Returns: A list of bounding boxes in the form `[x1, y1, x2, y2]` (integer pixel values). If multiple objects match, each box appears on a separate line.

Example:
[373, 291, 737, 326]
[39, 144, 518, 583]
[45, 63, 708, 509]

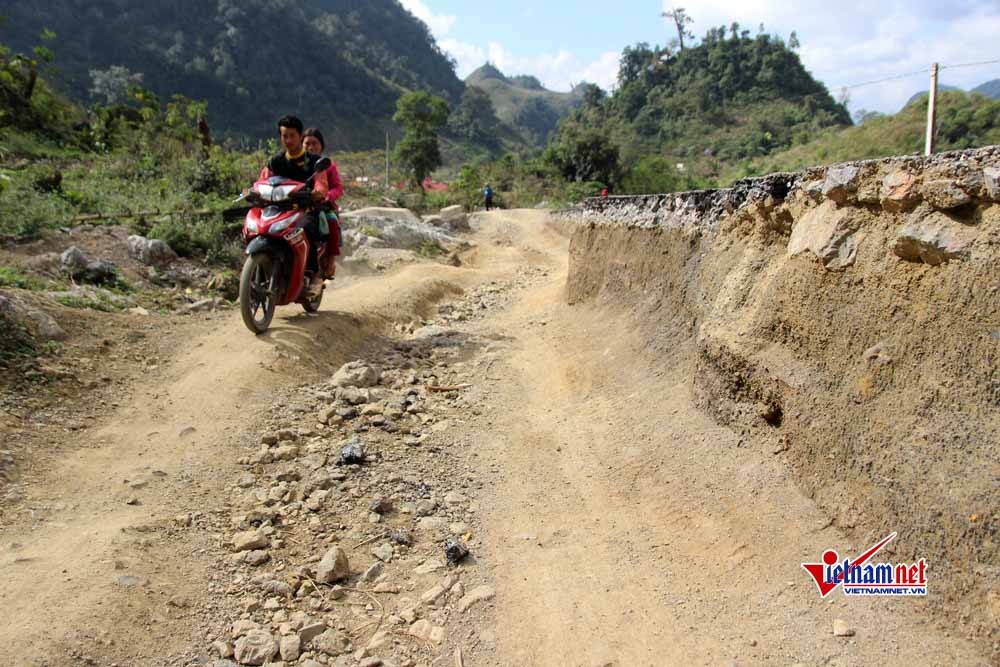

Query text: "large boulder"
[439, 205, 471, 232]
[340, 228, 386, 257]
[893, 208, 975, 265]
[60, 247, 118, 285]
[0, 292, 66, 342]
[340, 207, 455, 253]
[128, 235, 177, 267]
[787, 201, 862, 270]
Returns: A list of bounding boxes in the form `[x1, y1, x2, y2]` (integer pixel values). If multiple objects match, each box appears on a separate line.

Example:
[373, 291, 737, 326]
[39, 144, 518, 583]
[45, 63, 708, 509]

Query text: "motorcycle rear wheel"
[240, 254, 276, 334]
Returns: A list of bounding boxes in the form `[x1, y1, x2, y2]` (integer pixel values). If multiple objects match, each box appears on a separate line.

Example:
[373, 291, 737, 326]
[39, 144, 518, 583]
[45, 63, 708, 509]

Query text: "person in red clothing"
[254, 115, 330, 297]
[302, 127, 343, 280]
[601, 186, 609, 198]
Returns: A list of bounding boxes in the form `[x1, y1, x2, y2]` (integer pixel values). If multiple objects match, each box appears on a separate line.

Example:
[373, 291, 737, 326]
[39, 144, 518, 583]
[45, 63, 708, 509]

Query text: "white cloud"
[440, 40, 620, 92]
[578, 51, 622, 91]
[661, 0, 1000, 112]
[399, 0, 456, 38]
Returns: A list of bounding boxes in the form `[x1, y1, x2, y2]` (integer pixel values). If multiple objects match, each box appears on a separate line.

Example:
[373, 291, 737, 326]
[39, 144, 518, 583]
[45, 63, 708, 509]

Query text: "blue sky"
[401, 0, 1000, 115]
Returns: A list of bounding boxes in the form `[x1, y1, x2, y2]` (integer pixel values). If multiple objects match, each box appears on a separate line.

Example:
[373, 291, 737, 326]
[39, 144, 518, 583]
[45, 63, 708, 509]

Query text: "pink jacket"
[323, 161, 344, 211]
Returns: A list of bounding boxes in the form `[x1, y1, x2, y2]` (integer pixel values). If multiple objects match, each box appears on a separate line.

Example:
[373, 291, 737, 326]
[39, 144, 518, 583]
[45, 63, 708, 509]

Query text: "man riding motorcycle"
[256, 114, 330, 298]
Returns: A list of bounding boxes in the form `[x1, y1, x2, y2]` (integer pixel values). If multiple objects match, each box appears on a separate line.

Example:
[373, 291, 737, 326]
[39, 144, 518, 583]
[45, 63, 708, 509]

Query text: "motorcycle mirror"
[314, 157, 332, 172]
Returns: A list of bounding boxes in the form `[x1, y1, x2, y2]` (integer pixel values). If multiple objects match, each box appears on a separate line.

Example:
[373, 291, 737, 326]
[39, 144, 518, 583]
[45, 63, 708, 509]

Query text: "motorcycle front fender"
[245, 236, 272, 256]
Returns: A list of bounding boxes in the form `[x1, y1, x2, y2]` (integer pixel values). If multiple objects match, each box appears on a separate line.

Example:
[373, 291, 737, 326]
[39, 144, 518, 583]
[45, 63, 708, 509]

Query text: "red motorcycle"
[237, 158, 331, 334]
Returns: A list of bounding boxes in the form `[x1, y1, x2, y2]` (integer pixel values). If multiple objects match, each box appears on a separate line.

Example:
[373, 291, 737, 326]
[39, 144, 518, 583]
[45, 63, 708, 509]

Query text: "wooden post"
[925, 63, 939, 156]
[385, 131, 390, 191]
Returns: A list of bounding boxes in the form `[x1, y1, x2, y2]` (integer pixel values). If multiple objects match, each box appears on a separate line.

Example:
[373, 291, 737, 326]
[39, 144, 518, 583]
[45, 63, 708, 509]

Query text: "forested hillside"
[465, 64, 585, 147]
[729, 90, 1000, 180]
[0, 0, 463, 148]
[544, 27, 852, 188]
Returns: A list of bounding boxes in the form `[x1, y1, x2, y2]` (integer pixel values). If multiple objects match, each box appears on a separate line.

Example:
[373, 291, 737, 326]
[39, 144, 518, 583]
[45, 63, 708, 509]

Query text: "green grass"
[359, 224, 384, 239]
[416, 239, 445, 257]
[720, 91, 1000, 183]
[0, 265, 53, 290]
[54, 292, 124, 312]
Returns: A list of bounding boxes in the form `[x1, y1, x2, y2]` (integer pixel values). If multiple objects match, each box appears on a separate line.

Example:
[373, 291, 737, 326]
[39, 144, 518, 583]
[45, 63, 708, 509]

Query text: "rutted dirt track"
[0, 210, 991, 666]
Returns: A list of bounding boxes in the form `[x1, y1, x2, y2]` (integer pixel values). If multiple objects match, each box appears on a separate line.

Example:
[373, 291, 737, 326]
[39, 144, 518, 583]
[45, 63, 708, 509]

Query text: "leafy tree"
[513, 97, 562, 145]
[452, 164, 484, 211]
[619, 155, 692, 194]
[448, 87, 500, 146]
[581, 84, 607, 109]
[543, 117, 620, 184]
[662, 7, 694, 50]
[89, 66, 144, 105]
[853, 109, 883, 125]
[393, 91, 450, 189]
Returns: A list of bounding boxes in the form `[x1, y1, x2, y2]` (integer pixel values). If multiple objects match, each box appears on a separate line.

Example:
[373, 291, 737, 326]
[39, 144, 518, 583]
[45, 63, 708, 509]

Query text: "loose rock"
[833, 619, 856, 637]
[233, 629, 278, 666]
[233, 531, 270, 552]
[457, 585, 495, 613]
[444, 537, 470, 565]
[332, 361, 380, 388]
[315, 546, 350, 583]
[339, 437, 367, 465]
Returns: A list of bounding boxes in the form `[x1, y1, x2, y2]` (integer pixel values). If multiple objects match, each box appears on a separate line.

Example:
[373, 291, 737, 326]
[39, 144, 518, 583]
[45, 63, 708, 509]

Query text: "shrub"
[0, 179, 72, 239]
[416, 239, 444, 257]
[149, 215, 227, 258]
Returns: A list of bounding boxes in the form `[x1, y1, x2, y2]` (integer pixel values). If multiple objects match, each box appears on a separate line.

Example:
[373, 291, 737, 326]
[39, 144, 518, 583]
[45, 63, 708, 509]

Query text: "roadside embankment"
[562, 147, 1000, 647]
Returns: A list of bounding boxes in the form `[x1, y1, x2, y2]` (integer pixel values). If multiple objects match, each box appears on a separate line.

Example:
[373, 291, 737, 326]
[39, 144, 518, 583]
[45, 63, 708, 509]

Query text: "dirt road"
[0, 210, 989, 666]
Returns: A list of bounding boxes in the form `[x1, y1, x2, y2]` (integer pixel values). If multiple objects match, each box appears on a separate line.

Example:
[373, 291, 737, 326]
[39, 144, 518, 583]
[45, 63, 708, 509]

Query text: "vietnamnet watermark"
[802, 532, 928, 597]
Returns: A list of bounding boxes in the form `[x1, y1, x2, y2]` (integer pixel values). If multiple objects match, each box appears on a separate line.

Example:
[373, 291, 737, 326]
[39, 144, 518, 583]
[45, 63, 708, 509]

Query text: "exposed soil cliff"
[564, 147, 1000, 648]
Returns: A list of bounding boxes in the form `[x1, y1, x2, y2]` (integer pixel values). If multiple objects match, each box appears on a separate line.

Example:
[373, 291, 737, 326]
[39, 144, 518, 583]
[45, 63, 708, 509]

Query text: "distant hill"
[465, 63, 585, 147]
[972, 79, 1000, 99]
[0, 0, 464, 149]
[905, 79, 1000, 107]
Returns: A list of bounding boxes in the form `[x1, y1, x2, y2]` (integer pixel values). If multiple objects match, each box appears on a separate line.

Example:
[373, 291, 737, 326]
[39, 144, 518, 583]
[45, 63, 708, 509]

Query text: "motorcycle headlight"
[246, 219, 258, 234]
[269, 213, 300, 234]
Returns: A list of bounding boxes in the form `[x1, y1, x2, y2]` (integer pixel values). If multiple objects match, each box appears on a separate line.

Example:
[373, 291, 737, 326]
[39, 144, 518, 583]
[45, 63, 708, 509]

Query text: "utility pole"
[925, 62, 939, 156]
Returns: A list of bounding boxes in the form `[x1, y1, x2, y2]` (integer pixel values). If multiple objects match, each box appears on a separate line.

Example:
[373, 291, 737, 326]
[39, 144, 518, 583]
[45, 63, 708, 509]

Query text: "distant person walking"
[484, 184, 494, 211]
[601, 186, 609, 198]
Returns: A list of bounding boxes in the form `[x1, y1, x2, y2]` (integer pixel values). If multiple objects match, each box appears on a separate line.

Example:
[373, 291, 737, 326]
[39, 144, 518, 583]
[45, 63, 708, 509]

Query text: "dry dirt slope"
[0, 207, 993, 666]
[565, 147, 999, 659]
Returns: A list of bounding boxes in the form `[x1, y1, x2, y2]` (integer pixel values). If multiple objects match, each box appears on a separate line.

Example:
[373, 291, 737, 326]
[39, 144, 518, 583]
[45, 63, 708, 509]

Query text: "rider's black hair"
[277, 115, 304, 134]
[303, 127, 326, 151]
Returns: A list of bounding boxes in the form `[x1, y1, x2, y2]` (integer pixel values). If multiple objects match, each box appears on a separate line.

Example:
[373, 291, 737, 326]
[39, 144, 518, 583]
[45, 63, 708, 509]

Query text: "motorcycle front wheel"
[240, 253, 277, 334]
[302, 286, 323, 313]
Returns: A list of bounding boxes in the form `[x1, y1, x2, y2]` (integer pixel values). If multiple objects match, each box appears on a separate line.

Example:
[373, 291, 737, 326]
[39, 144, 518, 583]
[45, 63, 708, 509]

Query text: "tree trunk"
[198, 116, 213, 156]
[25, 65, 38, 100]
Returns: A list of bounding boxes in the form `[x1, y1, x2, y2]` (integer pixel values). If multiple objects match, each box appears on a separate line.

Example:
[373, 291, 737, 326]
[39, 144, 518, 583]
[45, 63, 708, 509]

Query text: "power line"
[833, 69, 928, 92]
[941, 57, 1000, 71]
[829, 57, 1000, 92]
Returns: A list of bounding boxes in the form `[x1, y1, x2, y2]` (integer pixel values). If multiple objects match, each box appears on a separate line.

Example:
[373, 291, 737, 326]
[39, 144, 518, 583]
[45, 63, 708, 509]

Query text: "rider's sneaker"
[304, 275, 324, 299]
